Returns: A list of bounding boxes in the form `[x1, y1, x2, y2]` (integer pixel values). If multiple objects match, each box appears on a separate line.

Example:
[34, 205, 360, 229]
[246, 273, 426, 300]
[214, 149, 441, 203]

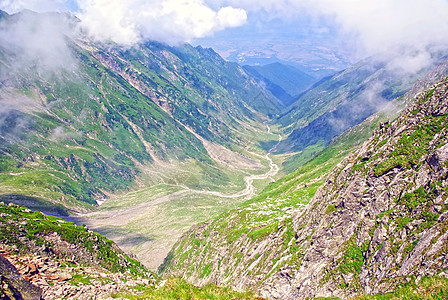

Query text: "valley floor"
[67, 126, 283, 270]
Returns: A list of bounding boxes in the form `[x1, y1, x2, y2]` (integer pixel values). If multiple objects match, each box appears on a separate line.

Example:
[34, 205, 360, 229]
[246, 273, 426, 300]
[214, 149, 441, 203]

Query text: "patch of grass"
[395, 216, 411, 230]
[200, 263, 213, 278]
[352, 161, 367, 172]
[399, 187, 429, 210]
[112, 277, 263, 299]
[354, 276, 448, 300]
[70, 274, 94, 286]
[326, 204, 337, 214]
[247, 223, 278, 240]
[338, 237, 369, 276]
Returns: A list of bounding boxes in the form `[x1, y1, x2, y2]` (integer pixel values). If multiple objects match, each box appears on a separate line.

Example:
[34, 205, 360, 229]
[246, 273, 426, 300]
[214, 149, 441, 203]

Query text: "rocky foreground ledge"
[0, 202, 156, 299]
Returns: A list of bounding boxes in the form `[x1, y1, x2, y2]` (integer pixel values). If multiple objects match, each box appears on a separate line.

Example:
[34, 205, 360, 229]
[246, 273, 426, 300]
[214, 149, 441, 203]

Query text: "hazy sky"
[1, 0, 448, 70]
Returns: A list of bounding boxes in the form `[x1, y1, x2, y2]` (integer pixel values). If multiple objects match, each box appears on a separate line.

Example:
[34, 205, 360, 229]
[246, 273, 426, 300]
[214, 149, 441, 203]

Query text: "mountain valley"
[0, 10, 289, 269]
[0, 7, 448, 300]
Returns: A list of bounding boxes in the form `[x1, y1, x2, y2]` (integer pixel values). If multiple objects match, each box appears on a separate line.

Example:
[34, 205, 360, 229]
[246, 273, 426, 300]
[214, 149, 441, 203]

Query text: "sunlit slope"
[162, 77, 448, 299]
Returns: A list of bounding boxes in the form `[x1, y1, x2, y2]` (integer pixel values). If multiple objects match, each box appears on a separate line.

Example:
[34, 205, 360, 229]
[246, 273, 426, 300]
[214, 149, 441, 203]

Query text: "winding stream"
[195, 125, 282, 199]
[68, 125, 282, 268]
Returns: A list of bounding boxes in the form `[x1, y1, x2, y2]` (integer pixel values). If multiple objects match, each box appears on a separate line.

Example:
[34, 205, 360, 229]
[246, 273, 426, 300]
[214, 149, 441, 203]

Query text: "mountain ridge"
[243, 63, 316, 105]
[277, 55, 439, 155]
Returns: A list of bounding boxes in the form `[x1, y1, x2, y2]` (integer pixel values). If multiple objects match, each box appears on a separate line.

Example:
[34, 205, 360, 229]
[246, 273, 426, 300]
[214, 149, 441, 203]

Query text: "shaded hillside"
[277, 56, 434, 153]
[244, 63, 316, 106]
[161, 77, 448, 299]
[280, 59, 448, 174]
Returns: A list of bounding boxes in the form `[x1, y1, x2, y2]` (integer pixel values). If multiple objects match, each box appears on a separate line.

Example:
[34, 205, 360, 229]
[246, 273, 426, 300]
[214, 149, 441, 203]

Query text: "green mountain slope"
[0, 10, 278, 211]
[161, 77, 448, 298]
[3, 8, 448, 300]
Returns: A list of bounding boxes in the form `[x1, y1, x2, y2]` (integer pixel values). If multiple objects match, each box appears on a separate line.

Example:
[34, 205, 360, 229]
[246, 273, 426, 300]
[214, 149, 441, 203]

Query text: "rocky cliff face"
[162, 77, 448, 299]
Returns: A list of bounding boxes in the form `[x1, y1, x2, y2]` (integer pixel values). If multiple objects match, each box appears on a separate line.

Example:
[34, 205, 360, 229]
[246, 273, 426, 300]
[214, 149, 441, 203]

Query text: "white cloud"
[386, 51, 434, 74]
[0, 0, 69, 13]
[2, 0, 448, 64]
[210, 0, 448, 72]
[76, 0, 247, 45]
[1, 0, 247, 45]
[312, 0, 448, 57]
[217, 6, 247, 28]
[0, 10, 77, 75]
[76, 0, 139, 45]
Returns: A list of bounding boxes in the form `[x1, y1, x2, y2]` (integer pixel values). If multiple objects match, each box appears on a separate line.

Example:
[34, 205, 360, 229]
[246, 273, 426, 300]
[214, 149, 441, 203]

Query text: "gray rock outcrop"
[0, 253, 41, 300]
